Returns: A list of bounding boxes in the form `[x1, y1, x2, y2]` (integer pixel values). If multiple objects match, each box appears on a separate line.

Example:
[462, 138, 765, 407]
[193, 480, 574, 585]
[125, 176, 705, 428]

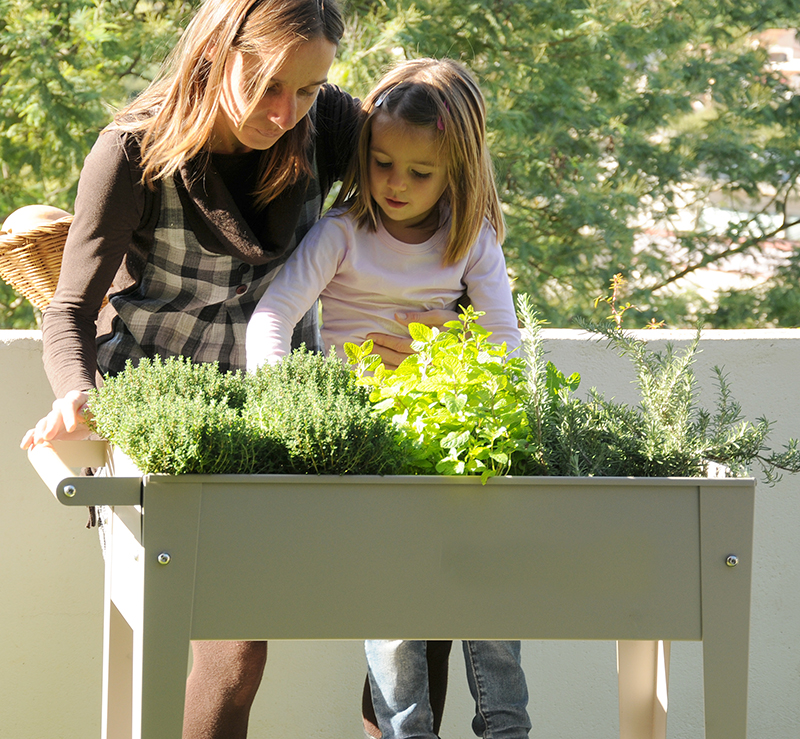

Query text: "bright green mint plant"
[346, 305, 531, 482]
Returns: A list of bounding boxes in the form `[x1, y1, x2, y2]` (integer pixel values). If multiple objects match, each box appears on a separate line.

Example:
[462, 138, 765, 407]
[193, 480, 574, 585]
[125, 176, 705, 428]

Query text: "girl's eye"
[374, 159, 391, 169]
[412, 170, 432, 179]
[299, 86, 319, 98]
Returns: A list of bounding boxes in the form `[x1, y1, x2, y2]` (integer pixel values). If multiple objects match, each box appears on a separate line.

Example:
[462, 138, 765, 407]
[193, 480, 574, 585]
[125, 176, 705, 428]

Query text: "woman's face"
[211, 36, 337, 154]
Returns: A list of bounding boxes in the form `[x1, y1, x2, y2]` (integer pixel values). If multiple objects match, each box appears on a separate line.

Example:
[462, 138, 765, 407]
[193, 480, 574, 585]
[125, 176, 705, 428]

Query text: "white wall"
[0, 332, 104, 738]
[3, 329, 799, 738]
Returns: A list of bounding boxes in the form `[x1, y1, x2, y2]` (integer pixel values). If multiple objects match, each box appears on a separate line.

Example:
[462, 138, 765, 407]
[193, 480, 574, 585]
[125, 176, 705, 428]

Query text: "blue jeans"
[365, 640, 531, 739]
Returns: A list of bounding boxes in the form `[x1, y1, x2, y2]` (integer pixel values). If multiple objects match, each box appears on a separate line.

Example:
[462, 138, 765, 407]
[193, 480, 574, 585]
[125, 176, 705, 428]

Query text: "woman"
[20, 0, 453, 736]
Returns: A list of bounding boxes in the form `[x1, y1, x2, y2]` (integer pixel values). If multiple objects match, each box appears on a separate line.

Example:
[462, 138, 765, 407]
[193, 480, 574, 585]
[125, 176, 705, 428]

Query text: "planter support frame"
[29, 441, 755, 739]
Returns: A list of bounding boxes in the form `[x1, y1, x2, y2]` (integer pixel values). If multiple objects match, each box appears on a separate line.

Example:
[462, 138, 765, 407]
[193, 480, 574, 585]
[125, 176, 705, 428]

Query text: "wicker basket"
[0, 216, 72, 311]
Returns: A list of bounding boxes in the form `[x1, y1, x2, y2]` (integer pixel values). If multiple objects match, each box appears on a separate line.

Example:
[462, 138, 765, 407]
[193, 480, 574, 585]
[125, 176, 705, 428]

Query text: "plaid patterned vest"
[96, 165, 322, 376]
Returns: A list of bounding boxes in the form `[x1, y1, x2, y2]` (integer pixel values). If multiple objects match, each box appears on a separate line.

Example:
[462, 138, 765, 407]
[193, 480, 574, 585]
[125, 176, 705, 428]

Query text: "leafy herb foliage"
[88, 307, 800, 483]
[347, 306, 531, 483]
[517, 295, 800, 482]
[244, 347, 410, 475]
[87, 351, 407, 476]
[349, 297, 800, 484]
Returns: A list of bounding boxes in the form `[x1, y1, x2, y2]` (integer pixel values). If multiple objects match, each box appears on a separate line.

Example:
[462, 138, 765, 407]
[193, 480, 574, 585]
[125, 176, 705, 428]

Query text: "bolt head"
[726, 554, 739, 567]
[63, 484, 76, 498]
[157, 552, 171, 565]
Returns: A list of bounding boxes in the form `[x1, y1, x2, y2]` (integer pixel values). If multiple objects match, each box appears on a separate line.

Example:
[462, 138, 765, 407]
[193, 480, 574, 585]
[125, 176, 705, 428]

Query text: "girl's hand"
[20, 390, 92, 450]
[367, 309, 459, 370]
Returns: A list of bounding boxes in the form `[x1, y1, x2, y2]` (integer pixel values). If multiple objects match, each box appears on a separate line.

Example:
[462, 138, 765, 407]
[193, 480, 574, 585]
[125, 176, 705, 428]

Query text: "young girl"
[246, 58, 531, 739]
[246, 57, 521, 365]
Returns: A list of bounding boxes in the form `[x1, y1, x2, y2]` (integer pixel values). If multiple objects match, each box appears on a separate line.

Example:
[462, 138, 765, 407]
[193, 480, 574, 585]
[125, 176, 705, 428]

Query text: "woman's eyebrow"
[271, 75, 329, 87]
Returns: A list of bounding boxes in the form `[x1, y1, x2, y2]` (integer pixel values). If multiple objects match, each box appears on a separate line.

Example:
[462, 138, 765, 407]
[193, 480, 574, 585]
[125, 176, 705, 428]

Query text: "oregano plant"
[346, 305, 532, 483]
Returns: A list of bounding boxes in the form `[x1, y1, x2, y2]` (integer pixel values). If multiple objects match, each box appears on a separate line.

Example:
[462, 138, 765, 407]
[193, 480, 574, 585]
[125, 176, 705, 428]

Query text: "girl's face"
[368, 111, 449, 243]
[211, 37, 336, 154]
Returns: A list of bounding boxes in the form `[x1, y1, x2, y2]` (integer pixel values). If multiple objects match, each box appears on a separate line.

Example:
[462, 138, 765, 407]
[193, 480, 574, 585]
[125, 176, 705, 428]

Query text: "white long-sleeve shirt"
[246, 208, 520, 370]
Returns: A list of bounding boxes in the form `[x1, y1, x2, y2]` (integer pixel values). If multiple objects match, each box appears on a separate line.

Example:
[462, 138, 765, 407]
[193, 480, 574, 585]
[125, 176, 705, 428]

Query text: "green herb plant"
[88, 287, 800, 484]
[346, 305, 531, 482]
[87, 356, 255, 475]
[87, 350, 408, 476]
[244, 347, 410, 475]
[519, 275, 800, 482]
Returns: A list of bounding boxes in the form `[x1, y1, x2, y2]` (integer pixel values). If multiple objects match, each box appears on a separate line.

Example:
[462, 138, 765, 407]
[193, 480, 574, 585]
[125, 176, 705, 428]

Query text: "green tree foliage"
[333, 0, 800, 327]
[0, 0, 195, 324]
[0, 0, 193, 212]
[3, 0, 800, 328]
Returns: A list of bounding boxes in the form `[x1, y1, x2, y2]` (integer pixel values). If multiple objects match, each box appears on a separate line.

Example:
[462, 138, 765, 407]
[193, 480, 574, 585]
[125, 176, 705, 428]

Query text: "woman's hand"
[20, 390, 92, 450]
[367, 309, 459, 370]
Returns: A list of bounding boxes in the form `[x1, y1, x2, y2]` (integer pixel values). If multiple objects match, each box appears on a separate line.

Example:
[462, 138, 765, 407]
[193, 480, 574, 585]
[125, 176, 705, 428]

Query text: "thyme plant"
[87, 356, 257, 475]
[87, 351, 408, 476]
[244, 347, 410, 475]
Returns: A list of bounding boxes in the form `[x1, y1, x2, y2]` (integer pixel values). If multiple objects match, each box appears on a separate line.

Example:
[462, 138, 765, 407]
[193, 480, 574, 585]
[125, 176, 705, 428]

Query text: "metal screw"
[63, 484, 76, 498]
[157, 552, 171, 565]
[726, 554, 739, 567]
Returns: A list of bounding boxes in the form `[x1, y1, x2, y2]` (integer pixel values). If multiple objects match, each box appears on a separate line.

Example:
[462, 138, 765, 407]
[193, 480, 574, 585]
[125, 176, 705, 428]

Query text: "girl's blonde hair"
[335, 58, 505, 265]
[114, 0, 344, 206]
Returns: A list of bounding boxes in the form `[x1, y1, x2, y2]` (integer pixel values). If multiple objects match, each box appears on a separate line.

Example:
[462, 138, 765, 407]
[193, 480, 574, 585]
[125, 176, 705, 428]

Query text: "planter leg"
[102, 509, 145, 739]
[102, 601, 133, 739]
[139, 480, 203, 739]
[699, 486, 753, 739]
[617, 640, 670, 739]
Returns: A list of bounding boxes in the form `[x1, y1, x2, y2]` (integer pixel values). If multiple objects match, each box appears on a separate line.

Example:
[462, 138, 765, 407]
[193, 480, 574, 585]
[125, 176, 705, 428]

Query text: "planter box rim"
[140, 472, 756, 487]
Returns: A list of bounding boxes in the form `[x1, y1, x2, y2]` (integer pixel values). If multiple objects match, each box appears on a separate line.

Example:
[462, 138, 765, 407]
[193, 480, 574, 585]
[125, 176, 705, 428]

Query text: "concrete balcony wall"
[2, 328, 799, 739]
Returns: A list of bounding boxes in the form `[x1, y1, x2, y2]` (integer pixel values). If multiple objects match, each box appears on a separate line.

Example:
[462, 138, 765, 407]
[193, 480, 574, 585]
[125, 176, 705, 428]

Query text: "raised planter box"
[29, 440, 755, 739]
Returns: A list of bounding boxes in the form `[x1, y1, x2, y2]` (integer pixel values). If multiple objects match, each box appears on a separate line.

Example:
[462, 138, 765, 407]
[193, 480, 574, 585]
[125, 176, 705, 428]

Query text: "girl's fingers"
[365, 332, 413, 369]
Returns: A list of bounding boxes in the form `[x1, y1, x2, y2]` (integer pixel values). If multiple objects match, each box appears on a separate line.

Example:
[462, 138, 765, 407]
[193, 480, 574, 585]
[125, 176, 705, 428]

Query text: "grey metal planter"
[30, 440, 755, 739]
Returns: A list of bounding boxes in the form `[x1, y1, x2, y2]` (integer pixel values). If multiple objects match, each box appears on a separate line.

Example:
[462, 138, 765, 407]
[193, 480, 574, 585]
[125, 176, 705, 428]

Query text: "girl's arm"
[246, 217, 346, 371]
[367, 225, 519, 368]
[459, 223, 522, 350]
[366, 309, 460, 369]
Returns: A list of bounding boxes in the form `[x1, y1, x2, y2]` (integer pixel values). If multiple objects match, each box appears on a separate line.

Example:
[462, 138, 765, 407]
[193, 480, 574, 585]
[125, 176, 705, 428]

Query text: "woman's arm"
[42, 130, 147, 398]
[314, 84, 363, 192]
[20, 390, 91, 449]
[22, 132, 147, 449]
